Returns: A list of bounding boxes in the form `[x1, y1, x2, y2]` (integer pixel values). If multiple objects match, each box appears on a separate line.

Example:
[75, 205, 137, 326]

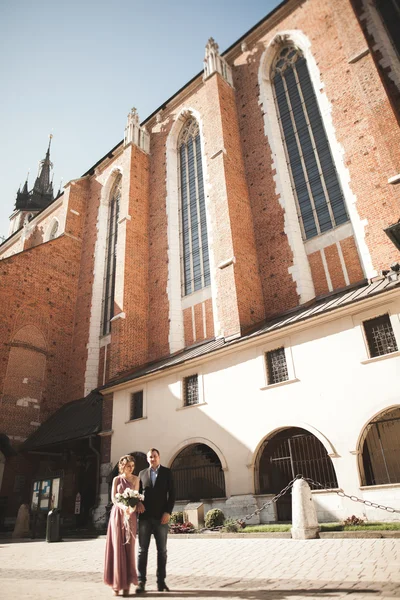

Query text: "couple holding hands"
[104, 449, 175, 596]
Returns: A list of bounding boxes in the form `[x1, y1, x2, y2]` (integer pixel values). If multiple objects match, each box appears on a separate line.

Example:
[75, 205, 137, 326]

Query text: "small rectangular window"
[363, 314, 398, 358]
[183, 375, 199, 406]
[130, 391, 143, 420]
[266, 347, 289, 385]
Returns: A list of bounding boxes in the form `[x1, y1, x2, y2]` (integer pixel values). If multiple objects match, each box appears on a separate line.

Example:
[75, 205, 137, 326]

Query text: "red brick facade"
[1, 0, 399, 523]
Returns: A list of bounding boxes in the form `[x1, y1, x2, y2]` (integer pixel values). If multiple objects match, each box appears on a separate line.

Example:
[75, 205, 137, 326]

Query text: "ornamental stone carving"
[124, 107, 150, 153]
[203, 37, 233, 86]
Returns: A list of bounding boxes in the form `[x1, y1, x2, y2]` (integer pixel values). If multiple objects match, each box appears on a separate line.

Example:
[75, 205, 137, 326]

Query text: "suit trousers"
[137, 518, 169, 585]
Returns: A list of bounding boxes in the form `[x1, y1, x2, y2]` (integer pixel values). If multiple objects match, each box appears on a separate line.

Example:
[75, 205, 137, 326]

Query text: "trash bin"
[46, 508, 61, 542]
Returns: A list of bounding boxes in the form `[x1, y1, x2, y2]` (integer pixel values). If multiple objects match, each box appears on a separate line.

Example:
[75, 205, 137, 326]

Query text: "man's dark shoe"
[135, 582, 146, 594]
[157, 582, 170, 592]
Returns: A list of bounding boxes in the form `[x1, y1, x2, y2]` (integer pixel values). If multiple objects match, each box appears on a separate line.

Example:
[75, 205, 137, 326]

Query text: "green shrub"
[222, 518, 240, 533]
[205, 508, 225, 528]
[170, 511, 184, 525]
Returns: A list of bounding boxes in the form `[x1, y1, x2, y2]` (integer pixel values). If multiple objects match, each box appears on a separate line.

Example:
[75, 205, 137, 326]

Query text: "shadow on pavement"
[136, 589, 379, 598]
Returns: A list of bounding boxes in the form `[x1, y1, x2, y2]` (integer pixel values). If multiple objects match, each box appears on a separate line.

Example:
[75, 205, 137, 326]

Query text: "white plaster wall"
[361, 486, 400, 523]
[111, 292, 400, 521]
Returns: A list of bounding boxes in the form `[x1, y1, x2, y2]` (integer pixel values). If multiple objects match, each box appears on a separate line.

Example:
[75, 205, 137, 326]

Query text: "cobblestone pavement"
[0, 537, 399, 600]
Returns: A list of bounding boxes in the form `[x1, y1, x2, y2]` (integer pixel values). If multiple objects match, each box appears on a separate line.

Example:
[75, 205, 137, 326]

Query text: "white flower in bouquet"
[115, 489, 144, 544]
[115, 488, 144, 509]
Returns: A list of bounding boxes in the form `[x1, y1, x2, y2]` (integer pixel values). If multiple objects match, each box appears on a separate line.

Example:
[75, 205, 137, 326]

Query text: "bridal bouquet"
[115, 488, 144, 511]
[115, 489, 144, 544]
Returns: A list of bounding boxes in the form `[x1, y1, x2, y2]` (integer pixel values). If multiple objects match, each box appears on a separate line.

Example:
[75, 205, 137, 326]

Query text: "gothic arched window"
[272, 46, 349, 240]
[102, 175, 121, 335]
[178, 119, 210, 296]
[48, 220, 59, 240]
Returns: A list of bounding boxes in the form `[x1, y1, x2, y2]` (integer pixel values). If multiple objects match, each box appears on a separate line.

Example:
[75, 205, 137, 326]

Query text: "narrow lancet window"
[102, 175, 121, 335]
[178, 119, 210, 296]
[272, 46, 349, 240]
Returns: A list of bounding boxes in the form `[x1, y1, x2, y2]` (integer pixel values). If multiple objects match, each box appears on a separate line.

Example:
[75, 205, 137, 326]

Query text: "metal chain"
[240, 475, 300, 524]
[91, 474, 400, 533]
[301, 476, 400, 514]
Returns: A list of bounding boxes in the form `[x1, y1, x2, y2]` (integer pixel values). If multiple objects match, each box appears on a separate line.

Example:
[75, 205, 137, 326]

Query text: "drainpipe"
[89, 436, 100, 510]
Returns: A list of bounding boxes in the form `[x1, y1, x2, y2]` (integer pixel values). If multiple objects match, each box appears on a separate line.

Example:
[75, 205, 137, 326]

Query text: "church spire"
[14, 136, 55, 211]
[33, 134, 53, 195]
[22, 171, 29, 195]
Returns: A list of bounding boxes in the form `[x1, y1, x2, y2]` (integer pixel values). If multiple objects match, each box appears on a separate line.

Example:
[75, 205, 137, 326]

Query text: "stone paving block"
[0, 537, 399, 599]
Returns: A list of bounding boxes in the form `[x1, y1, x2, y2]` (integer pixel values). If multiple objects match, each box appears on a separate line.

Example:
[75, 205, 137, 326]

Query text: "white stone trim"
[181, 286, 212, 310]
[348, 48, 370, 64]
[165, 107, 219, 353]
[84, 167, 124, 395]
[304, 222, 353, 255]
[191, 306, 196, 342]
[110, 312, 126, 322]
[336, 241, 350, 287]
[388, 173, 400, 185]
[360, 349, 400, 364]
[202, 301, 207, 339]
[320, 248, 333, 292]
[218, 256, 236, 269]
[258, 30, 374, 293]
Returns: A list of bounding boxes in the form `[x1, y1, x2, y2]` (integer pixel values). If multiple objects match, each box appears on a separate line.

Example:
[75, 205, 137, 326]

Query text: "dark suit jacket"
[138, 465, 175, 520]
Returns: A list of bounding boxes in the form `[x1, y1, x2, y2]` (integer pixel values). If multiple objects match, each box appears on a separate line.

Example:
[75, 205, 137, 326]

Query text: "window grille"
[360, 407, 400, 485]
[178, 119, 210, 296]
[272, 46, 349, 240]
[130, 391, 143, 420]
[171, 443, 226, 501]
[102, 176, 121, 335]
[183, 374, 199, 406]
[376, 0, 400, 57]
[363, 314, 398, 358]
[266, 347, 289, 385]
[256, 427, 338, 520]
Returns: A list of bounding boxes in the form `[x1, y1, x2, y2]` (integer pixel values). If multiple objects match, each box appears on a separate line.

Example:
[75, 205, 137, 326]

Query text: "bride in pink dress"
[104, 455, 139, 596]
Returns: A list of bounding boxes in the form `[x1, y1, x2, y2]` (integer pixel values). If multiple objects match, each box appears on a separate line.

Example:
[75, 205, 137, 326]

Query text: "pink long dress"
[104, 476, 138, 591]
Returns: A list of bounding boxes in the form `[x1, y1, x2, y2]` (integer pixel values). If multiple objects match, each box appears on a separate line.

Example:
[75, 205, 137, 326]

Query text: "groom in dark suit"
[136, 448, 175, 594]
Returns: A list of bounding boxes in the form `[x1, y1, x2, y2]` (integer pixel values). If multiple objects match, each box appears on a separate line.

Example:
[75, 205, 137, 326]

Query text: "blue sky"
[0, 0, 281, 240]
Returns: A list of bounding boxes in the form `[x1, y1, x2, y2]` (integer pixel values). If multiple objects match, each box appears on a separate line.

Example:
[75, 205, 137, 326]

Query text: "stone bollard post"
[291, 478, 320, 539]
[12, 503, 30, 538]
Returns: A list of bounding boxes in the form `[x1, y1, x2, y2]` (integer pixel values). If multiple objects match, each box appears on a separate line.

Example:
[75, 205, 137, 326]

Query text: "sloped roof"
[22, 391, 103, 450]
[102, 275, 400, 390]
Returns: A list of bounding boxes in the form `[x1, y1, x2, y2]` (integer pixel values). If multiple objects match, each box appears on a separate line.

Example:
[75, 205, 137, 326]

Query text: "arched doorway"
[359, 406, 400, 486]
[171, 444, 226, 501]
[256, 428, 338, 521]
